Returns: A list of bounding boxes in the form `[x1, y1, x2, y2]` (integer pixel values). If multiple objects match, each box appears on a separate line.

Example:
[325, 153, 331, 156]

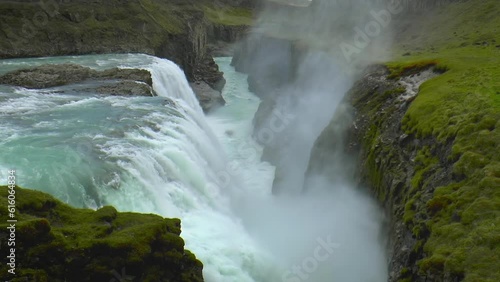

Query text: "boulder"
[190, 81, 226, 112]
[0, 64, 153, 90]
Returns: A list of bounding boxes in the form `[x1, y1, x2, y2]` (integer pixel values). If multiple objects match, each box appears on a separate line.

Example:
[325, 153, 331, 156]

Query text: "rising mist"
[232, 0, 398, 281]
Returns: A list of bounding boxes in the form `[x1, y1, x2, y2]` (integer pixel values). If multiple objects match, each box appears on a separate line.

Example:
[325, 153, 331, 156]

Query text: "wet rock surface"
[89, 80, 155, 97]
[190, 81, 226, 112]
[0, 64, 152, 90]
[0, 64, 158, 98]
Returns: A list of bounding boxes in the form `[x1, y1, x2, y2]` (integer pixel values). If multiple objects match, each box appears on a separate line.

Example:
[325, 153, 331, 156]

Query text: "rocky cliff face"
[231, 34, 304, 96]
[306, 1, 500, 281]
[306, 65, 459, 282]
[0, 186, 204, 282]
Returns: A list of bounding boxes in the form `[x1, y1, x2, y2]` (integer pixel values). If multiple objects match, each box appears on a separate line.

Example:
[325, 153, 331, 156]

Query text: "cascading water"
[0, 54, 279, 281]
[0, 54, 387, 281]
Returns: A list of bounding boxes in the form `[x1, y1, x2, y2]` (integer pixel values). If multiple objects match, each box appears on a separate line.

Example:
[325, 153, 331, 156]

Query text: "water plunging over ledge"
[0, 54, 387, 282]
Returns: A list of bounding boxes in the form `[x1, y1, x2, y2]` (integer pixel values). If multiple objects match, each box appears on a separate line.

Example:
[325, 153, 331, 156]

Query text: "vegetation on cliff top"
[382, 0, 499, 280]
[204, 4, 253, 26]
[0, 186, 203, 282]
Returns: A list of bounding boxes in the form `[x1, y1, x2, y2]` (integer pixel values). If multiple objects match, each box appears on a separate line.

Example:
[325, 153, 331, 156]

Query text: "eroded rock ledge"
[0, 63, 225, 111]
[0, 63, 155, 95]
[0, 186, 203, 282]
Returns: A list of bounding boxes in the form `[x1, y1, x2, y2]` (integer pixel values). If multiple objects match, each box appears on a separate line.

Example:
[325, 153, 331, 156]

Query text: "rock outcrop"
[0, 63, 157, 97]
[190, 81, 226, 112]
[0, 186, 204, 282]
[307, 52, 499, 281]
[0, 63, 227, 110]
[0, 64, 152, 89]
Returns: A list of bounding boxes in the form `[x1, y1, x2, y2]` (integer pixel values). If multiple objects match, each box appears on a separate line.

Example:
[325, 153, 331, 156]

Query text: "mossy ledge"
[0, 186, 203, 282]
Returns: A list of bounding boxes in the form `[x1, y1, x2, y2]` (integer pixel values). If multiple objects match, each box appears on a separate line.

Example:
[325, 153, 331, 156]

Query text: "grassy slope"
[386, 0, 499, 280]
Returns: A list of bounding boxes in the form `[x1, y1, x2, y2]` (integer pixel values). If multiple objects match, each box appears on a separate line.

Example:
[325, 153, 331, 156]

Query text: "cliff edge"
[0, 186, 203, 282]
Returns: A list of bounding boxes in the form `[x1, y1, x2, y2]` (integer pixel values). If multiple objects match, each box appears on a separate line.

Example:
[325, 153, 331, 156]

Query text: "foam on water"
[0, 54, 387, 282]
[0, 54, 281, 281]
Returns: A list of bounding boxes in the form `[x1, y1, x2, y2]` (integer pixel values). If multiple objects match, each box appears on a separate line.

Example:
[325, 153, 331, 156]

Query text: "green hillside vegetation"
[386, 0, 500, 280]
[0, 0, 253, 57]
[204, 5, 253, 26]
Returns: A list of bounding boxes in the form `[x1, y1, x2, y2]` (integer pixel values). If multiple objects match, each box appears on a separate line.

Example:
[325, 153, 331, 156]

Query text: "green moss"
[393, 44, 500, 282]
[403, 197, 417, 224]
[411, 147, 439, 192]
[387, 59, 440, 79]
[382, 87, 406, 99]
[0, 186, 202, 281]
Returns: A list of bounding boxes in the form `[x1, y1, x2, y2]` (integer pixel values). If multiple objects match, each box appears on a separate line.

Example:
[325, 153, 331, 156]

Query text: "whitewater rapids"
[0, 54, 387, 282]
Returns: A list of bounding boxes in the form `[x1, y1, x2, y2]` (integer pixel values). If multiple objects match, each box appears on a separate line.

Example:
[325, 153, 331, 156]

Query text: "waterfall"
[0, 54, 387, 282]
[0, 54, 278, 281]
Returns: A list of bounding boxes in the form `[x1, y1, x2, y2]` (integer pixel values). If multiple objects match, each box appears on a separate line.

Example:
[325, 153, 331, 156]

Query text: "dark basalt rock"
[190, 81, 226, 112]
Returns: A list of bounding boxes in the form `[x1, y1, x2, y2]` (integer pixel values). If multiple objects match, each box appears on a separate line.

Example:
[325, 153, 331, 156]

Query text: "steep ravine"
[306, 65, 456, 281]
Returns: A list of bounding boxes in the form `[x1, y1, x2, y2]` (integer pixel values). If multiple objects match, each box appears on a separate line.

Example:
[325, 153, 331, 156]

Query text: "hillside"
[387, 0, 499, 280]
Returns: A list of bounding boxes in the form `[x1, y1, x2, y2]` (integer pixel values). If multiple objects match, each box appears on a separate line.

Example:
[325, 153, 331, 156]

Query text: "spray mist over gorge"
[230, 0, 400, 281]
